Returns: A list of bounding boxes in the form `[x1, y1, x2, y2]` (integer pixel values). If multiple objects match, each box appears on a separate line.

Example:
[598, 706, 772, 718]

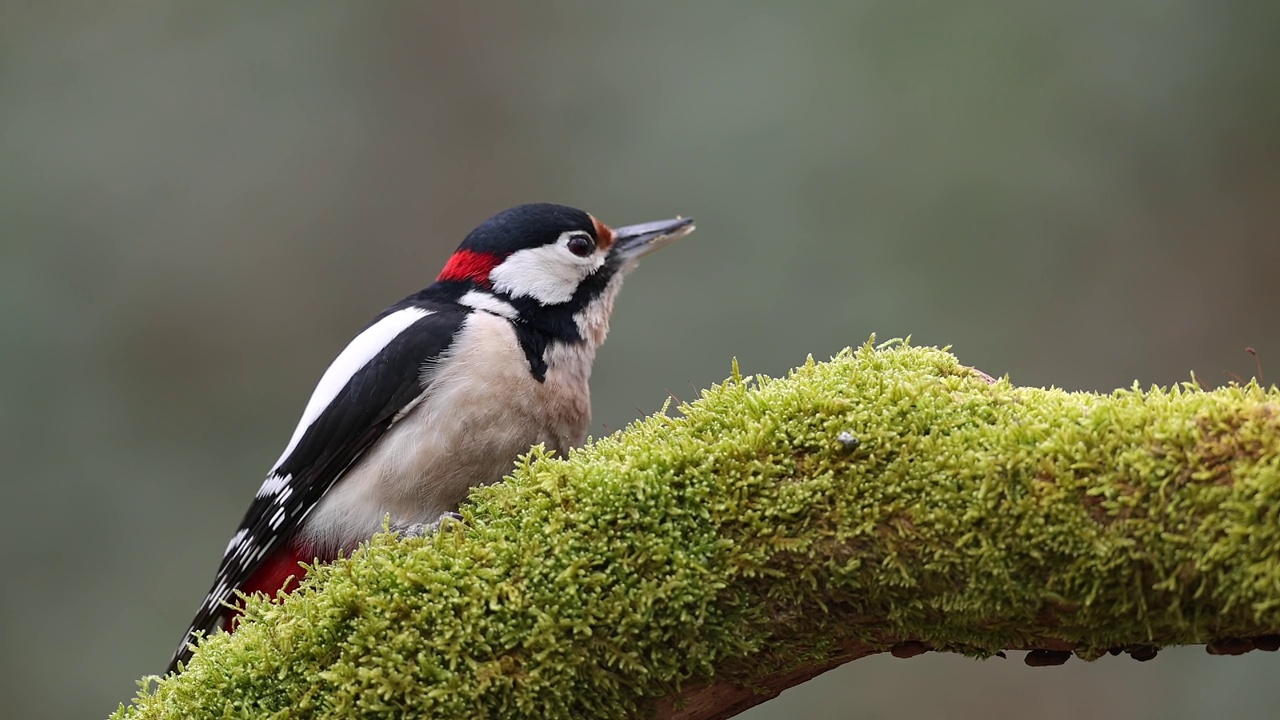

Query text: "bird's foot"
[394, 511, 464, 538]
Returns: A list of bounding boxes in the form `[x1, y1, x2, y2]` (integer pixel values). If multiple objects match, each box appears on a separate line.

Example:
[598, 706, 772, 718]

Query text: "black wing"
[168, 303, 466, 672]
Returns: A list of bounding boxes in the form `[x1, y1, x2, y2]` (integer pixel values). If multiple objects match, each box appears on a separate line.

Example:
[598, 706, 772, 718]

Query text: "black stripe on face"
[491, 259, 622, 346]
[512, 324, 549, 383]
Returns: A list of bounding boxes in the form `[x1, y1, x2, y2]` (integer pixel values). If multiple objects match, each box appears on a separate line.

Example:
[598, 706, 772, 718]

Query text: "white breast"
[300, 311, 594, 555]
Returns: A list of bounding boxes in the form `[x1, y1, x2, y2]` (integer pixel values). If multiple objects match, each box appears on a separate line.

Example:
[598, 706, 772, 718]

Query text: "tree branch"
[117, 340, 1280, 720]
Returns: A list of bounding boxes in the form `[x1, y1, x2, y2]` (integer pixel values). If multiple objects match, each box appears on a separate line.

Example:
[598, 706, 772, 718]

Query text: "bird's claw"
[394, 511, 464, 538]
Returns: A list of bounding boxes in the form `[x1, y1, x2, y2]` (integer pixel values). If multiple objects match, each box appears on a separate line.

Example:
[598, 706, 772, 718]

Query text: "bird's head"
[435, 203, 695, 344]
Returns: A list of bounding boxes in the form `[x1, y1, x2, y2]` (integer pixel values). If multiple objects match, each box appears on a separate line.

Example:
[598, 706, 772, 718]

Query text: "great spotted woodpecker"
[167, 203, 695, 673]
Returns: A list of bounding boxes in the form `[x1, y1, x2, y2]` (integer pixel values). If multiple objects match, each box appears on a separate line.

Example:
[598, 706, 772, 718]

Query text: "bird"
[167, 203, 695, 674]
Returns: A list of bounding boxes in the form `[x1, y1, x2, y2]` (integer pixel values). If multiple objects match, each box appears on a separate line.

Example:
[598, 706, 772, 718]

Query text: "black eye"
[567, 234, 595, 257]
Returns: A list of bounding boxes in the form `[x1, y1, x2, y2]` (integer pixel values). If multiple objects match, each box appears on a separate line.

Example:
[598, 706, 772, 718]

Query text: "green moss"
[116, 340, 1280, 719]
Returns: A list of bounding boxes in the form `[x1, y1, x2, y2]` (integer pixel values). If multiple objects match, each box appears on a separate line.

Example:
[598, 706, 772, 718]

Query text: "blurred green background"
[3, 2, 1279, 718]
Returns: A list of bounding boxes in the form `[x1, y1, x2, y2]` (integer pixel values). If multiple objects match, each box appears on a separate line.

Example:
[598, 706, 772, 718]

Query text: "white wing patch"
[270, 307, 434, 472]
[489, 232, 604, 305]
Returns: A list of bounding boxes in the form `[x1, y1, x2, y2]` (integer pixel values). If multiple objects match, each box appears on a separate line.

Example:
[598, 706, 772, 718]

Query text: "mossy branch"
[117, 340, 1280, 720]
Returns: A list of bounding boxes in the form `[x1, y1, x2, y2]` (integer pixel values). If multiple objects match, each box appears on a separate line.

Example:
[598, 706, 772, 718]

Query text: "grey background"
[3, 2, 1278, 718]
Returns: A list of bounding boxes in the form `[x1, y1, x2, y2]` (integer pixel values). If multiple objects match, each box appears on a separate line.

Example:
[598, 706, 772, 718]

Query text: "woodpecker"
[167, 203, 695, 673]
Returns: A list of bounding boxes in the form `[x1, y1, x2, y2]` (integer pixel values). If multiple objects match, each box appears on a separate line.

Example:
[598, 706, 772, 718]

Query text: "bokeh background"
[4, 2, 1279, 718]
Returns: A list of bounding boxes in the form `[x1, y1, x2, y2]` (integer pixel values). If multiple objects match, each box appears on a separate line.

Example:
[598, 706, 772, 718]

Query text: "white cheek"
[489, 244, 602, 305]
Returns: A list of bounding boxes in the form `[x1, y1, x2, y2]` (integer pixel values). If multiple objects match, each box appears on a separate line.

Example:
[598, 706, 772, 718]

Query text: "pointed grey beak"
[611, 217, 696, 262]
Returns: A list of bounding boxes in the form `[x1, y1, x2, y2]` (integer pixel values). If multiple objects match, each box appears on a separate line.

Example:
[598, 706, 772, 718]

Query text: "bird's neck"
[424, 279, 620, 355]
[494, 290, 616, 389]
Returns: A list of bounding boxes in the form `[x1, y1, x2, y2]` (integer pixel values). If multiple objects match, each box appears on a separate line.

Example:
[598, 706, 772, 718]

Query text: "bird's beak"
[611, 217, 696, 262]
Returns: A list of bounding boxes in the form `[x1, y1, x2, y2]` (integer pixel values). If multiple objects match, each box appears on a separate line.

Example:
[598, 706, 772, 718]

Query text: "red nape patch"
[437, 249, 499, 285]
[221, 545, 312, 632]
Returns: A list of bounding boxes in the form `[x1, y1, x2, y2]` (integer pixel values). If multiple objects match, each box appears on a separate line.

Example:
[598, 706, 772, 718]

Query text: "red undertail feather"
[437, 249, 499, 285]
[222, 545, 313, 631]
